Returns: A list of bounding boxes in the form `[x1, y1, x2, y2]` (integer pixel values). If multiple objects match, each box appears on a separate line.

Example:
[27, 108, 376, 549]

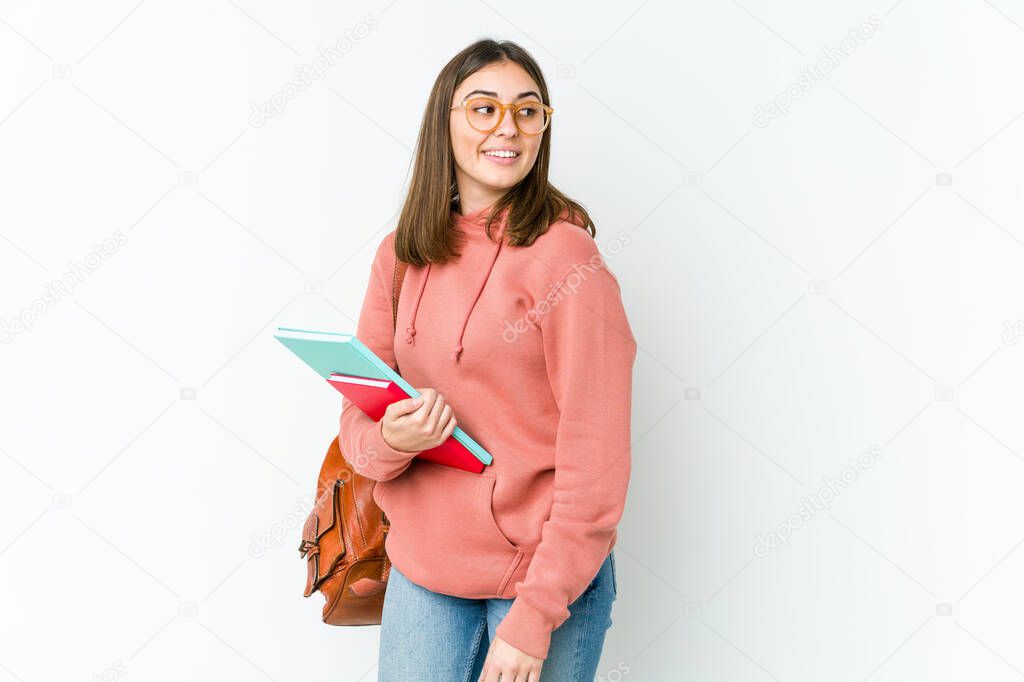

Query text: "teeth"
[484, 150, 518, 158]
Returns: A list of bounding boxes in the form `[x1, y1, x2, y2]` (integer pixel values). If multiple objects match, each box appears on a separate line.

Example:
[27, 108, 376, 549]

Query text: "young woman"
[339, 38, 637, 681]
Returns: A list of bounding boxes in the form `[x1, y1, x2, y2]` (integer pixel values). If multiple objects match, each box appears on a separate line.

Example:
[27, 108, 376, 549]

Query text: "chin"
[488, 178, 522, 192]
[472, 168, 518, 186]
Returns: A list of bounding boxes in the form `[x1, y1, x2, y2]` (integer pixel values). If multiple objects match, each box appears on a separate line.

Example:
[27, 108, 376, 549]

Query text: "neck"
[454, 178, 505, 217]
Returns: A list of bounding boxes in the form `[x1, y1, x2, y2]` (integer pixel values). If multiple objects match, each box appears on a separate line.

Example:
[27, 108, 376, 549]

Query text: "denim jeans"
[378, 550, 618, 681]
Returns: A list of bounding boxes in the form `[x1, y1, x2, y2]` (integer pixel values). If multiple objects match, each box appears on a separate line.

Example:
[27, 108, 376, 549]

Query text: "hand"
[479, 636, 543, 681]
[380, 387, 457, 453]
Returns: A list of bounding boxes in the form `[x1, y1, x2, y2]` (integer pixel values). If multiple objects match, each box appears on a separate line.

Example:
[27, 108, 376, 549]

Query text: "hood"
[403, 202, 510, 363]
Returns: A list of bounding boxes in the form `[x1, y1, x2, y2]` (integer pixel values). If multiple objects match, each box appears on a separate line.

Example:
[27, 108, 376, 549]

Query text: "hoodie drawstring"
[405, 262, 429, 344]
[452, 237, 502, 361]
[402, 234, 504, 364]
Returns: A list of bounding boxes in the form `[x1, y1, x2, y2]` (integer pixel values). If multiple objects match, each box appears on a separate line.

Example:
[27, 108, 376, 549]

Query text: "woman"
[339, 38, 637, 681]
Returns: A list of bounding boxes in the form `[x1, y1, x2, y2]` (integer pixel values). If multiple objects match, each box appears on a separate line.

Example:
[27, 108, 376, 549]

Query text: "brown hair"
[394, 38, 595, 266]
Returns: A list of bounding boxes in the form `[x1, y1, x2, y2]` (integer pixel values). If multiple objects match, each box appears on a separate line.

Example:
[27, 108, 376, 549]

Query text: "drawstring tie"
[402, 207, 506, 362]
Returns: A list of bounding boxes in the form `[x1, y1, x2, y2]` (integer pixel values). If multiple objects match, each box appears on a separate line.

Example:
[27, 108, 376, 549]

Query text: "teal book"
[273, 326, 492, 466]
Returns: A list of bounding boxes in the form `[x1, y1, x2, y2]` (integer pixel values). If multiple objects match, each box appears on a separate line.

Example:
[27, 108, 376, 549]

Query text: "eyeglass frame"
[449, 96, 555, 136]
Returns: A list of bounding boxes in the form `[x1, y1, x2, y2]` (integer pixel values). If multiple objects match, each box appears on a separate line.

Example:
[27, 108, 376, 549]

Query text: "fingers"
[480, 662, 534, 682]
[415, 389, 456, 442]
[427, 394, 448, 430]
[439, 408, 458, 440]
[385, 388, 458, 449]
[390, 387, 437, 419]
[426, 390, 443, 419]
[389, 389, 428, 418]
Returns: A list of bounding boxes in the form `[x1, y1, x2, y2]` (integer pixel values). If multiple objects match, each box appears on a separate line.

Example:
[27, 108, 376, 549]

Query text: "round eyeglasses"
[450, 96, 554, 136]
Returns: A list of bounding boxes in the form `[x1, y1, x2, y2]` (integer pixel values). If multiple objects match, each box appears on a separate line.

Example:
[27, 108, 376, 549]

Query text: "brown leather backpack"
[298, 255, 410, 625]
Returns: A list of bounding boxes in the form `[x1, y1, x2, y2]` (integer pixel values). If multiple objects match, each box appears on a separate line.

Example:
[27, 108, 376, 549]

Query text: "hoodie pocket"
[379, 460, 522, 597]
[478, 474, 518, 552]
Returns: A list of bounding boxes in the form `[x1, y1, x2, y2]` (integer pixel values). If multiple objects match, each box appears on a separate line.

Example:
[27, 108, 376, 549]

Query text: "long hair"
[394, 38, 595, 266]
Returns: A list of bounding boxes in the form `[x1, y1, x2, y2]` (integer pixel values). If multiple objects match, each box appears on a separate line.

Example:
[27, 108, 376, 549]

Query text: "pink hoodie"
[339, 201, 637, 660]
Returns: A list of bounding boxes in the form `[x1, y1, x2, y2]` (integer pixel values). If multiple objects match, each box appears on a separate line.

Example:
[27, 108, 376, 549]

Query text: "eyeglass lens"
[464, 98, 548, 134]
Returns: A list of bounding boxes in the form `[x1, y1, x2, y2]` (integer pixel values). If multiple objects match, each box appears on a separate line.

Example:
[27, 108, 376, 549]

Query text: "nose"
[494, 105, 519, 137]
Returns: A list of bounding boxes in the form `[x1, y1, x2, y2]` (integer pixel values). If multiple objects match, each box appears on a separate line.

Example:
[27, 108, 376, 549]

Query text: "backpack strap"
[376, 254, 409, 584]
[391, 257, 409, 332]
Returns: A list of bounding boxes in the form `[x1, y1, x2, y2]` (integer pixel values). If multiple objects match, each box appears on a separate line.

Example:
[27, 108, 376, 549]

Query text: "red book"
[327, 373, 485, 474]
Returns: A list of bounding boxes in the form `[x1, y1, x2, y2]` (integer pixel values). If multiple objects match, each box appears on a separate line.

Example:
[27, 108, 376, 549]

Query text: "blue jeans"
[378, 551, 618, 681]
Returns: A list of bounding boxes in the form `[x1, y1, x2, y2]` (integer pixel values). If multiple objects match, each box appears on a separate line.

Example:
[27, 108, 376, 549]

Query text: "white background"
[2, 1, 1024, 680]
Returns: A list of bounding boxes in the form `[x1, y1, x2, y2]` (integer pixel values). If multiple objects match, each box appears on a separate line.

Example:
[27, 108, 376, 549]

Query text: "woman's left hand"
[479, 636, 543, 681]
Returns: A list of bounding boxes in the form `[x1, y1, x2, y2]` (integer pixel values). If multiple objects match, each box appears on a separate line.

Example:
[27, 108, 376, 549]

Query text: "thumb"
[390, 394, 424, 416]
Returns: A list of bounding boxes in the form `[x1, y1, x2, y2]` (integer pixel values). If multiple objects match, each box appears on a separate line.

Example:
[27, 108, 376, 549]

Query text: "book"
[326, 373, 485, 473]
[273, 326, 493, 467]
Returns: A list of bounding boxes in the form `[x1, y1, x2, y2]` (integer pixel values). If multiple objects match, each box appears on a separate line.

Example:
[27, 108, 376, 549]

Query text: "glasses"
[450, 96, 554, 135]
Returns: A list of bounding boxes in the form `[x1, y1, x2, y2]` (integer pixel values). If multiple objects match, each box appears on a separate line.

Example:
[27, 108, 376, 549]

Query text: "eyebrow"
[464, 89, 542, 101]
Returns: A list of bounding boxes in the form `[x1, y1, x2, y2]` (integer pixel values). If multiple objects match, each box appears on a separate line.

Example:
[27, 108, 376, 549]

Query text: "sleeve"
[494, 252, 638, 660]
[338, 232, 424, 482]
